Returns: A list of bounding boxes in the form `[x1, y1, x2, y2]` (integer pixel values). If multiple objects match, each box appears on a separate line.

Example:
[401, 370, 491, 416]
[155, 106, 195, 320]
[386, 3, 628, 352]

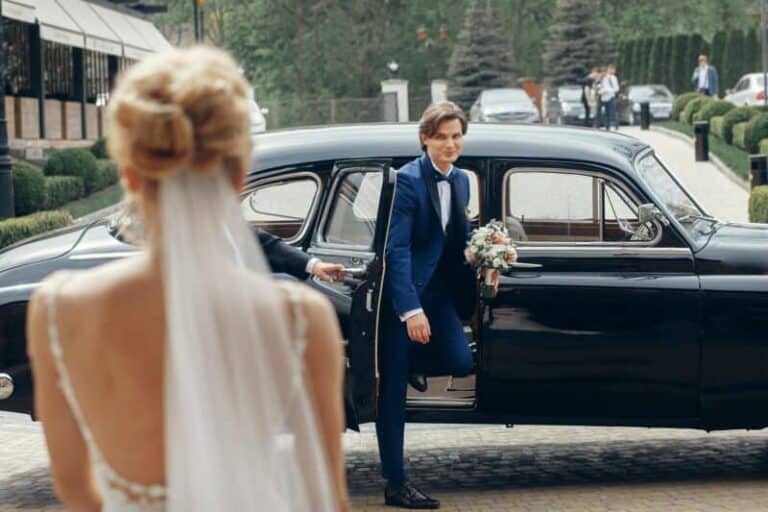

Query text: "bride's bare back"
[28, 253, 348, 510]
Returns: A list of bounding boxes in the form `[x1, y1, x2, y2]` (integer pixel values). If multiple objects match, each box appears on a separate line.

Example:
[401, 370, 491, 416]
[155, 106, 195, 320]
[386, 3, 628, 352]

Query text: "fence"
[262, 95, 387, 130]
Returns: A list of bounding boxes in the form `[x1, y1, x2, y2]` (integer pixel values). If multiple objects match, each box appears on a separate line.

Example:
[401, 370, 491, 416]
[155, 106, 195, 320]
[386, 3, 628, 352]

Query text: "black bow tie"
[434, 170, 454, 183]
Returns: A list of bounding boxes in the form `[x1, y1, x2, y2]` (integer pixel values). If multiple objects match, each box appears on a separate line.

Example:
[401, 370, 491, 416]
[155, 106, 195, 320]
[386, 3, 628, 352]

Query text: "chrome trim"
[240, 171, 322, 245]
[501, 166, 663, 247]
[516, 246, 692, 256]
[0, 373, 13, 400]
[0, 282, 40, 294]
[69, 251, 139, 261]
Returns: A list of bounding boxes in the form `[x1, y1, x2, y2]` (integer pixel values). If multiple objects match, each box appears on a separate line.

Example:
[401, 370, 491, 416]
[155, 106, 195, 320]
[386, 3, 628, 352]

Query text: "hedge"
[744, 114, 768, 154]
[681, 96, 713, 124]
[90, 138, 108, 159]
[694, 100, 735, 123]
[43, 148, 99, 195]
[711, 115, 726, 138]
[44, 176, 84, 210]
[0, 210, 73, 249]
[722, 106, 758, 144]
[12, 160, 45, 216]
[94, 159, 119, 191]
[759, 138, 768, 155]
[749, 185, 768, 223]
[672, 92, 701, 120]
[733, 122, 749, 150]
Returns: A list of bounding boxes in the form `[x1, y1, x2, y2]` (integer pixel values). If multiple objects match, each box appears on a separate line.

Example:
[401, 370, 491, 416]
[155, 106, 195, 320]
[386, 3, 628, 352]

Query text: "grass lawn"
[64, 184, 124, 219]
[658, 120, 750, 181]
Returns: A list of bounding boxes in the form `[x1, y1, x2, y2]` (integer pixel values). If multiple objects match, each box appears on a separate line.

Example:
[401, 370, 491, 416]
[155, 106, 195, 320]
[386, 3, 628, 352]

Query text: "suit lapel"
[419, 155, 443, 224]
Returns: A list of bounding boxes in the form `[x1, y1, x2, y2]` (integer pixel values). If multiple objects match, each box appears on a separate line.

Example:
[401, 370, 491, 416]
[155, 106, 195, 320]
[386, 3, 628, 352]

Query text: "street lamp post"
[762, 0, 768, 105]
[0, 19, 15, 219]
[193, 0, 201, 42]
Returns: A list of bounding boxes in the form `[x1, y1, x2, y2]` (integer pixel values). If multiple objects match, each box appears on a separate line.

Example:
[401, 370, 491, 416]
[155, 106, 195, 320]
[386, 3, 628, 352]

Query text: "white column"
[430, 80, 448, 103]
[381, 79, 409, 122]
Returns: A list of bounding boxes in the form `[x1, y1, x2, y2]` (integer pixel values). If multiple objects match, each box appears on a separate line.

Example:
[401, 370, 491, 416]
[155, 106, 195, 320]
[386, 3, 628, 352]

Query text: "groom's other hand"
[406, 313, 431, 344]
[311, 261, 345, 283]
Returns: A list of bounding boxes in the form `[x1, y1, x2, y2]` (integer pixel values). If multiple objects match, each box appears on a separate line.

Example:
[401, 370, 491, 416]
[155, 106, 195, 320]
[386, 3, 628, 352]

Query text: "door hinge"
[365, 288, 374, 312]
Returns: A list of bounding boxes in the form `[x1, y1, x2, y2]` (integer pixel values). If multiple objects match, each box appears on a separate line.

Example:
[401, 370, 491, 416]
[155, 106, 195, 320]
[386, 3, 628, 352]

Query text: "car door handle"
[507, 262, 543, 270]
[342, 266, 367, 278]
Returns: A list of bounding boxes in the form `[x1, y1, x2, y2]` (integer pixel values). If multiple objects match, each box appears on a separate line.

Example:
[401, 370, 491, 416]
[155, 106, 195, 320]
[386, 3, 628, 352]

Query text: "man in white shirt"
[691, 54, 719, 97]
[599, 64, 620, 131]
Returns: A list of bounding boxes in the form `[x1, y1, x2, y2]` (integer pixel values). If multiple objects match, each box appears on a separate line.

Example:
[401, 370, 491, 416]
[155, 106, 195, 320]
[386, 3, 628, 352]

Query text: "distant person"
[599, 64, 620, 131]
[691, 54, 719, 97]
[579, 67, 600, 127]
[592, 67, 605, 128]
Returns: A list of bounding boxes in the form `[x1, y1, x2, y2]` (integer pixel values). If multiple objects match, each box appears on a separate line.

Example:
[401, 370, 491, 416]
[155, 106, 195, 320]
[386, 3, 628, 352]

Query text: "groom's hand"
[406, 313, 431, 344]
[312, 261, 345, 283]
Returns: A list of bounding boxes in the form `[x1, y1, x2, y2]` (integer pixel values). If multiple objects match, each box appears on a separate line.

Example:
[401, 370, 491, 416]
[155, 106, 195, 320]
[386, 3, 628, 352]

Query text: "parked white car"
[724, 73, 768, 106]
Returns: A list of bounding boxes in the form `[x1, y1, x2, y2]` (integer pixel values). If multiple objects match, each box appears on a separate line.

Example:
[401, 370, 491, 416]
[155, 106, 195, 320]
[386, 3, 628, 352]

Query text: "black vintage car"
[1, 123, 767, 433]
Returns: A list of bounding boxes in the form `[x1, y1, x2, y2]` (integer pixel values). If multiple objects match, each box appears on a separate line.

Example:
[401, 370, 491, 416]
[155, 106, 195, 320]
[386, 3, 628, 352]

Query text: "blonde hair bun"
[107, 46, 252, 181]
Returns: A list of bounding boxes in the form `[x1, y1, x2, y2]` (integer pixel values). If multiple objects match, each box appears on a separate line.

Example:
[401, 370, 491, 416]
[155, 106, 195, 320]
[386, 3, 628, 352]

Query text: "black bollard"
[694, 121, 709, 161]
[750, 154, 768, 189]
[640, 102, 651, 130]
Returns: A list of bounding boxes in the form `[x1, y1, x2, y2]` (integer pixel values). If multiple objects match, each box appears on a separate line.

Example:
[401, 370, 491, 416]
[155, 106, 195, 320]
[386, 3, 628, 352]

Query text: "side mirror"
[638, 203, 670, 226]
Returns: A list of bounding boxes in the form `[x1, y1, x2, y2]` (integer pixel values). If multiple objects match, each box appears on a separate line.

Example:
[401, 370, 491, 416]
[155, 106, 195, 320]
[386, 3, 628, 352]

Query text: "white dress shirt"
[400, 159, 454, 322]
[697, 66, 709, 90]
[600, 74, 619, 102]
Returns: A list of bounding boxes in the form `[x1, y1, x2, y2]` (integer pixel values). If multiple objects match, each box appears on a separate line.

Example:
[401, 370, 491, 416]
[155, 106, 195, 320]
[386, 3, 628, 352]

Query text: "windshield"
[558, 87, 582, 101]
[483, 89, 530, 105]
[628, 86, 672, 102]
[635, 154, 713, 237]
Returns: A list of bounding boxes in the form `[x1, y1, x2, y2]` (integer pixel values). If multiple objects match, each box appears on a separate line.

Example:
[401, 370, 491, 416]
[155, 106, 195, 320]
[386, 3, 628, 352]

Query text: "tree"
[710, 30, 727, 77]
[541, 0, 605, 86]
[620, 39, 635, 83]
[745, 28, 760, 76]
[667, 34, 688, 94]
[647, 36, 664, 84]
[447, 0, 519, 110]
[722, 29, 745, 92]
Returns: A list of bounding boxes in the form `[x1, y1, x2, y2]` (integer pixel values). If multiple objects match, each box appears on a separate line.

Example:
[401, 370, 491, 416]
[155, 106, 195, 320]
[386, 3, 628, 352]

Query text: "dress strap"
[284, 284, 307, 357]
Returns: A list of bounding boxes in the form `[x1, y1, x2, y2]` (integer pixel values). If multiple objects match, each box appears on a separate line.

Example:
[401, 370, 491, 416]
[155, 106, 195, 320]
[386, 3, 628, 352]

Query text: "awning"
[33, 0, 85, 48]
[125, 15, 172, 53]
[64, 0, 122, 57]
[1, 0, 35, 24]
[89, 3, 152, 60]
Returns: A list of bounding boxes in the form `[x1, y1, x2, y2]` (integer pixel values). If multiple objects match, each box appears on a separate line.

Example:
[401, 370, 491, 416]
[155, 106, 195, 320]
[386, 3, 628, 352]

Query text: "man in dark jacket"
[691, 54, 719, 97]
[257, 229, 343, 282]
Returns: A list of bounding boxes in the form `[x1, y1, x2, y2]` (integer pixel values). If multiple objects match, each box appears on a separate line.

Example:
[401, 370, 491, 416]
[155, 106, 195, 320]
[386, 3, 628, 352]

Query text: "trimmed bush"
[672, 92, 701, 120]
[94, 159, 119, 191]
[711, 115, 726, 138]
[749, 185, 768, 223]
[44, 176, 84, 209]
[43, 148, 99, 195]
[694, 100, 735, 122]
[0, 210, 73, 249]
[733, 121, 749, 149]
[12, 160, 45, 216]
[681, 96, 713, 124]
[744, 113, 768, 153]
[90, 138, 108, 159]
[759, 138, 768, 155]
[722, 106, 758, 144]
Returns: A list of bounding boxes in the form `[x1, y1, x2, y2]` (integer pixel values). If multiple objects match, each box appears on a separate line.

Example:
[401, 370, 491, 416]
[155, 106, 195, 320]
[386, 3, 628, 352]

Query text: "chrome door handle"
[342, 266, 367, 278]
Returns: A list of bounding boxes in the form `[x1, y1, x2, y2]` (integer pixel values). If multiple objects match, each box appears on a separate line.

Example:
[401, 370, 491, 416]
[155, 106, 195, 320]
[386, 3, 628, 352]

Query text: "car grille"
[488, 111, 537, 122]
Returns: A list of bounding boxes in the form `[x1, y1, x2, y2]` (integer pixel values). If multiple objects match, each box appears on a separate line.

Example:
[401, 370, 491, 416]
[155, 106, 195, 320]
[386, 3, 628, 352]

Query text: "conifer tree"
[722, 29, 745, 91]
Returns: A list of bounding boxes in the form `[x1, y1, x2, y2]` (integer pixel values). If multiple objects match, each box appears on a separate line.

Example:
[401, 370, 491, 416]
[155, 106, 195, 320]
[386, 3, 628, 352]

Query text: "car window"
[504, 169, 655, 243]
[240, 176, 318, 242]
[322, 170, 382, 248]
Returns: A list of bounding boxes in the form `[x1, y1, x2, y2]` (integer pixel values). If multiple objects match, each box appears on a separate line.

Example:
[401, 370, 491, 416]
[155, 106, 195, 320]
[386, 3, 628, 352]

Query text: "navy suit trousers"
[375, 284, 474, 485]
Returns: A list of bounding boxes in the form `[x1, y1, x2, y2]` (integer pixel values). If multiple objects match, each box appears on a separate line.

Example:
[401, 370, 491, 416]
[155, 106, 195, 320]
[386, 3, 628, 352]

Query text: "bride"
[26, 46, 349, 511]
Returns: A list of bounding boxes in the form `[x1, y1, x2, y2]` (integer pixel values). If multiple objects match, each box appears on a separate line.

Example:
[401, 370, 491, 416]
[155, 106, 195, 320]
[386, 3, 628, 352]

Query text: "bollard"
[693, 121, 709, 161]
[749, 154, 768, 189]
[640, 102, 651, 130]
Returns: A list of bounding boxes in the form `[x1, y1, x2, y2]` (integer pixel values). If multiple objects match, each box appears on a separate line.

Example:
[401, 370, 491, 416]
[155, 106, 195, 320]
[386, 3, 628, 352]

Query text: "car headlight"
[632, 102, 641, 112]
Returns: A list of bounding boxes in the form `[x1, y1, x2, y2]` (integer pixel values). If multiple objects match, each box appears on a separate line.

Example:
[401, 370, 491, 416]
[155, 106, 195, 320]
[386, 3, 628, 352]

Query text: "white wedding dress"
[43, 171, 337, 511]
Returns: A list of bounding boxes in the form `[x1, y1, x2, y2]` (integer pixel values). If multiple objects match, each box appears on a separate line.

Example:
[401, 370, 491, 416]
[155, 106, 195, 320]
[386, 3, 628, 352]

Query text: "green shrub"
[722, 106, 759, 144]
[12, 160, 45, 216]
[759, 138, 768, 155]
[749, 185, 768, 223]
[711, 115, 726, 138]
[0, 210, 73, 249]
[694, 100, 735, 122]
[733, 122, 749, 149]
[744, 114, 768, 153]
[94, 159, 119, 191]
[682, 96, 713, 124]
[672, 92, 701, 120]
[90, 138, 108, 159]
[43, 148, 99, 195]
[44, 177, 84, 209]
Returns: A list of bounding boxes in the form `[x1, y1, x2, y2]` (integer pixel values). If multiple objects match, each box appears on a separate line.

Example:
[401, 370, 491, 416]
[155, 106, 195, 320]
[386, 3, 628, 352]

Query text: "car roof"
[250, 123, 650, 175]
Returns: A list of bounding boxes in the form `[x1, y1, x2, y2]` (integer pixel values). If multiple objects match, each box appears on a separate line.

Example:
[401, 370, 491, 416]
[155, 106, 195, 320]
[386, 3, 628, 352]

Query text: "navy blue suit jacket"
[384, 155, 472, 318]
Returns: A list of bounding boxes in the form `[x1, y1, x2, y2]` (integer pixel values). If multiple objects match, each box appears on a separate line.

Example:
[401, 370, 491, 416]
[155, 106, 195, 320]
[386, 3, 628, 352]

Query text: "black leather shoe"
[385, 482, 440, 509]
[408, 373, 428, 392]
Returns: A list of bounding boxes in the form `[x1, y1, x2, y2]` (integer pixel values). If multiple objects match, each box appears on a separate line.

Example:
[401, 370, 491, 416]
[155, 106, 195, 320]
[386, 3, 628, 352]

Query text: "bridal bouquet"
[465, 219, 517, 299]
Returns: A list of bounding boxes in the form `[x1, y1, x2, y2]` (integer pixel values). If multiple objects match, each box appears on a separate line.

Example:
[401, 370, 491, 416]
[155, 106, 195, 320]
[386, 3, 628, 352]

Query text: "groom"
[376, 102, 476, 509]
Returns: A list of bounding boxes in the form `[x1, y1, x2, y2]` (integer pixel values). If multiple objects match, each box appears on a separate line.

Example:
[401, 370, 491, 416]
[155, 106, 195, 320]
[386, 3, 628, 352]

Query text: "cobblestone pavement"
[4, 411, 768, 511]
[624, 126, 749, 223]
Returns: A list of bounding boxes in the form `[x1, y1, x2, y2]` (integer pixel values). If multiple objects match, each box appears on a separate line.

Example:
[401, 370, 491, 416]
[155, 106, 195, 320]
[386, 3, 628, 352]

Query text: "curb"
[650, 125, 749, 193]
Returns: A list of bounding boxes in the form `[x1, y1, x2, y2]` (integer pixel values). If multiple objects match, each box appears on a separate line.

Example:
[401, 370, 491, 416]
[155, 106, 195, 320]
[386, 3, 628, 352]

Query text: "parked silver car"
[544, 86, 586, 125]
[724, 73, 768, 106]
[622, 85, 674, 125]
[470, 88, 541, 123]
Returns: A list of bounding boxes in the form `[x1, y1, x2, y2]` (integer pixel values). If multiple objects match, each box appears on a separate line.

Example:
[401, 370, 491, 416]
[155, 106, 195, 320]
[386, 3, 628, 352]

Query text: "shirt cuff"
[305, 257, 319, 275]
[400, 308, 423, 322]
